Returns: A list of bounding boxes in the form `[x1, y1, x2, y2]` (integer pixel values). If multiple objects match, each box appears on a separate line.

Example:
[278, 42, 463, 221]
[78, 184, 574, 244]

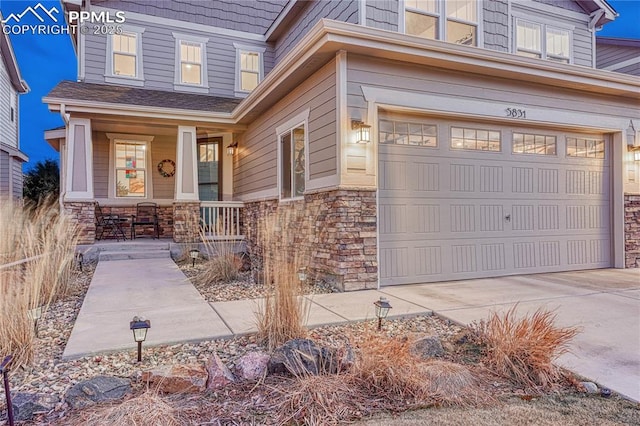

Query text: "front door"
[197, 138, 221, 201]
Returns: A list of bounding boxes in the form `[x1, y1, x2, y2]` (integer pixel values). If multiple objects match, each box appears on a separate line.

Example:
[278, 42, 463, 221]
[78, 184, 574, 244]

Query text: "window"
[451, 127, 501, 151]
[105, 26, 145, 86]
[513, 133, 556, 155]
[173, 33, 209, 92]
[115, 141, 147, 197]
[234, 44, 265, 96]
[10, 92, 15, 122]
[379, 119, 437, 146]
[516, 19, 571, 63]
[566, 137, 605, 158]
[279, 125, 306, 199]
[404, 0, 478, 46]
[198, 140, 220, 202]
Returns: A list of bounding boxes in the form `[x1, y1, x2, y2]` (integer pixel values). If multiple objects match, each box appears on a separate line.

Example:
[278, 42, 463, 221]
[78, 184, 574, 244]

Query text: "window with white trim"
[105, 26, 145, 86]
[404, 0, 478, 46]
[115, 141, 147, 198]
[239, 51, 260, 91]
[279, 124, 306, 199]
[451, 127, 501, 151]
[173, 33, 209, 92]
[516, 19, 571, 63]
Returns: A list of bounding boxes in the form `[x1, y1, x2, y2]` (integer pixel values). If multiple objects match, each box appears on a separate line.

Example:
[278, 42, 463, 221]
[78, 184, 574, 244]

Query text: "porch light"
[189, 248, 200, 267]
[635, 151, 640, 162]
[227, 142, 238, 156]
[297, 267, 307, 283]
[373, 297, 392, 331]
[27, 306, 43, 337]
[130, 316, 151, 362]
[352, 120, 371, 143]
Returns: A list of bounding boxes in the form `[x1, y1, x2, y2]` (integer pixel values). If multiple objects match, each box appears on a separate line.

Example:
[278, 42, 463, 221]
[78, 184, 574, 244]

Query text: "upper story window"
[173, 33, 209, 93]
[10, 92, 15, 123]
[404, 0, 479, 46]
[234, 43, 266, 97]
[105, 26, 145, 86]
[516, 19, 571, 63]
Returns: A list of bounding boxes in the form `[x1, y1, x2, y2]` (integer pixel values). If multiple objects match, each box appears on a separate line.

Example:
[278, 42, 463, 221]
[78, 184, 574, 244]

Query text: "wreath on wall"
[157, 159, 176, 178]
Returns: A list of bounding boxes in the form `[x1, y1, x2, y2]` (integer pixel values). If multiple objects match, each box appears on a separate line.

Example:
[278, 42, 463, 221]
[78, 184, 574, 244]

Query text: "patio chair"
[95, 203, 127, 241]
[131, 202, 160, 239]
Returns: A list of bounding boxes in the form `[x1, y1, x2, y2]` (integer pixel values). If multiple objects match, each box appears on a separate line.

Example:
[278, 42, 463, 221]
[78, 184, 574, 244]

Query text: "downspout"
[59, 104, 70, 211]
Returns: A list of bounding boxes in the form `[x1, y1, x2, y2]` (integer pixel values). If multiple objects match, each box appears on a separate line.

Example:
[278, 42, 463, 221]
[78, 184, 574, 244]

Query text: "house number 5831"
[506, 108, 526, 119]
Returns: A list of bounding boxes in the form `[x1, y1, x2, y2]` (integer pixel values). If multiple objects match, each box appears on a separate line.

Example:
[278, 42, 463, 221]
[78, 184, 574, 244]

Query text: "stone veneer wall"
[625, 194, 640, 268]
[63, 201, 96, 244]
[244, 189, 377, 291]
[173, 202, 201, 243]
[100, 205, 173, 239]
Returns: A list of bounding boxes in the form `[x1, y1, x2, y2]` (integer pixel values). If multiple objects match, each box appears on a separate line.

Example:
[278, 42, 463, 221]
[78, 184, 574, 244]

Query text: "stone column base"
[625, 194, 640, 268]
[63, 201, 96, 245]
[173, 201, 200, 243]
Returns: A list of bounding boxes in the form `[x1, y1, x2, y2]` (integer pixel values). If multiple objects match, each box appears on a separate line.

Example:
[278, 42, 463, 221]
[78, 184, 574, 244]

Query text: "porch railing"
[199, 201, 244, 239]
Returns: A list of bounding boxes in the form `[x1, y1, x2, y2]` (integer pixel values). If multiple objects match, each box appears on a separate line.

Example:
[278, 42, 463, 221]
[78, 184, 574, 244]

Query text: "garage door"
[378, 113, 611, 286]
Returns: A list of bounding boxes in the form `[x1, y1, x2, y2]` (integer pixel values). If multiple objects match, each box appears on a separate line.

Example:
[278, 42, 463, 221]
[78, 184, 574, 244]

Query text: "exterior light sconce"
[634, 151, 640, 162]
[373, 297, 392, 331]
[1, 355, 15, 426]
[227, 141, 238, 156]
[28, 306, 43, 337]
[130, 316, 151, 362]
[297, 267, 307, 283]
[189, 248, 200, 267]
[351, 120, 371, 143]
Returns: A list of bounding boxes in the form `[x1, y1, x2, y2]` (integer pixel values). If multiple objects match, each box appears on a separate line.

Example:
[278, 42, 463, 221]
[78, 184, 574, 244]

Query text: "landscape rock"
[11, 392, 60, 421]
[142, 364, 207, 393]
[580, 381, 599, 394]
[65, 376, 131, 409]
[235, 351, 270, 381]
[268, 338, 330, 376]
[206, 353, 236, 389]
[410, 335, 445, 358]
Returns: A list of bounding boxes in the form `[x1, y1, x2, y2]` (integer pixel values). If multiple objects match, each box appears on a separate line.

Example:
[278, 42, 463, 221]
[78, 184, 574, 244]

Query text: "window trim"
[172, 33, 209, 94]
[233, 43, 266, 97]
[400, 0, 483, 47]
[514, 17, 573, 64]
[105, 25, 145, 87]
[276, 109, 310, 202]
[106, 133, 155, 199]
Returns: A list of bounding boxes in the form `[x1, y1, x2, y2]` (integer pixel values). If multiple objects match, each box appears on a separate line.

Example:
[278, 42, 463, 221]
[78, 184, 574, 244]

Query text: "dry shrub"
[351, 332, 430, 400]
[66, 390, 185, 426]
[255, 209, 309, 351]
[272, 374, 367, 426]
[422, 360, 488, 406]
[195, 237, 239, 284]
[0, 200, 78, 367]
[472, 305, 579, 390]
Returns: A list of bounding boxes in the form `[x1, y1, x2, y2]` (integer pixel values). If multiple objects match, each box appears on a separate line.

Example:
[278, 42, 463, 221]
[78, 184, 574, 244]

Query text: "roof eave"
[0, 15, 29, 93]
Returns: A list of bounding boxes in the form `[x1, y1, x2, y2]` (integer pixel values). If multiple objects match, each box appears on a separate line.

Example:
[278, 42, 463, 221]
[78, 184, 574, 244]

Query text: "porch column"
[174, 126, 200, 242]
[63, 118, 96, 244]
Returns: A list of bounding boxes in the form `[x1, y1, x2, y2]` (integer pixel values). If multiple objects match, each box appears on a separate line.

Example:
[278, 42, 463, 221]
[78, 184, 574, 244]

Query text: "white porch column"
[175, 125, 199, 201]
[64, 118, 94, 200]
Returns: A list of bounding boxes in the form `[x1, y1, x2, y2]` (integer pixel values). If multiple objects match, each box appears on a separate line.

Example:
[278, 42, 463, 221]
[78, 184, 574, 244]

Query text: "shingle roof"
[45, 81, 242, 113]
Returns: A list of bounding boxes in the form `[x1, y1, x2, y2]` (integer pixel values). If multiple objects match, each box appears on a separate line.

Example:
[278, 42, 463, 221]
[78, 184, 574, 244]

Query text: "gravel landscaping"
[1, 259, 638, 425]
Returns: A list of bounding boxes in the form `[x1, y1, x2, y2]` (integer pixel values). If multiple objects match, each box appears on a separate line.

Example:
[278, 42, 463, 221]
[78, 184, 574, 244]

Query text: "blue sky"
[1, 0, 639, 171]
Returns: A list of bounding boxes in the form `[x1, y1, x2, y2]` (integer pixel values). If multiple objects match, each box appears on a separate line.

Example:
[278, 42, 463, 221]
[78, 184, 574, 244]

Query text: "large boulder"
[268, 338, 334, 376]
[206, 353, 236, 390]
[65, 376, 131, 409]
[410, 335, 445, 358]
[11, 392, 60, 421]
[235, 351, 270, 381]
[142, 364, 207, 393]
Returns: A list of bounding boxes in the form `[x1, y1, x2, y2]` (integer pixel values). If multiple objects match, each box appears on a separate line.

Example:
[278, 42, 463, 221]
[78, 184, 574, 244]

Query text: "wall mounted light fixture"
[351, 120, 371, 143]
[227, 142, 238, 156]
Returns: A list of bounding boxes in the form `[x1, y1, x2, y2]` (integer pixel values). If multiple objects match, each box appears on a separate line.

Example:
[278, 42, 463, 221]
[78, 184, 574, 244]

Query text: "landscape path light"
[189, 248, 200, 267]
[130, 316, 151, 362]
[27, 306, 43, 337]
[297, 267, 307, 283]
[374, 297, 392, 331]
[1, 355, 14, 426]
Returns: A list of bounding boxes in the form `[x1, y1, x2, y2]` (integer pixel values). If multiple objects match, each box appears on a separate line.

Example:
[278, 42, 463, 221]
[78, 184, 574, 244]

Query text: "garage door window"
[566, 137, 605, 158]
[451, 127, 501, 151]
[513, 133, 556, 155]
[379, 119, 437, 147]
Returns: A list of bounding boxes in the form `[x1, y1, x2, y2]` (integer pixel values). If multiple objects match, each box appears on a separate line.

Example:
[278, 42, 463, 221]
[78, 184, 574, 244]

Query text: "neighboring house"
[596, 36, 640, 76]
[0, 13, 29, 199]
[44, 0, 640, 290]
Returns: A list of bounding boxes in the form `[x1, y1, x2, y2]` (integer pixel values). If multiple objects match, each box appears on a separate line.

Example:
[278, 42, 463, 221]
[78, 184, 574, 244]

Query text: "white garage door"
[378, 114, 612, 286]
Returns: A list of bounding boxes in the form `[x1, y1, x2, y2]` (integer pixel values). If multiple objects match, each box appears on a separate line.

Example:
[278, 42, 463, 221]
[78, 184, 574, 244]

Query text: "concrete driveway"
[380, 268, 640, 402]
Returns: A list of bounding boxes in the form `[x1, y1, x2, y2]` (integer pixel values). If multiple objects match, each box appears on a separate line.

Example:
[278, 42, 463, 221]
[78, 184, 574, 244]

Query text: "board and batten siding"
[235, 59, 337, 198]
[274, 0, 358, 65]
[83, 17, 268, 98]
[346, 54, 638, 132]
[0, 52, 17, 149]
[93, 131, 176, 199]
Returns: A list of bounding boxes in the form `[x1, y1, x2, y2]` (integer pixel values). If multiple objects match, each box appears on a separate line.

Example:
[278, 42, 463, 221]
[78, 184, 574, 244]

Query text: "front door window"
[197, 139, 220, 201]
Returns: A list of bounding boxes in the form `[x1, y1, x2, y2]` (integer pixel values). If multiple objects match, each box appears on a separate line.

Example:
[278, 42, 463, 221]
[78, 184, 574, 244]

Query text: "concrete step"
[98, 250, 171, 261]
[95, 242, 171, 252]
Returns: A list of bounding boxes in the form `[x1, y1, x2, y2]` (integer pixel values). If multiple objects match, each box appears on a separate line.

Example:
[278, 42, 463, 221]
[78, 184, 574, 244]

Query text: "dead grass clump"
[472, 306, 579, 390]
[272, 374, 367, 425]
[195, 238, 239, 284]
[67, 390, 184, 426]
[422, 360, 488, 406]
[351, 333, 430, 400]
